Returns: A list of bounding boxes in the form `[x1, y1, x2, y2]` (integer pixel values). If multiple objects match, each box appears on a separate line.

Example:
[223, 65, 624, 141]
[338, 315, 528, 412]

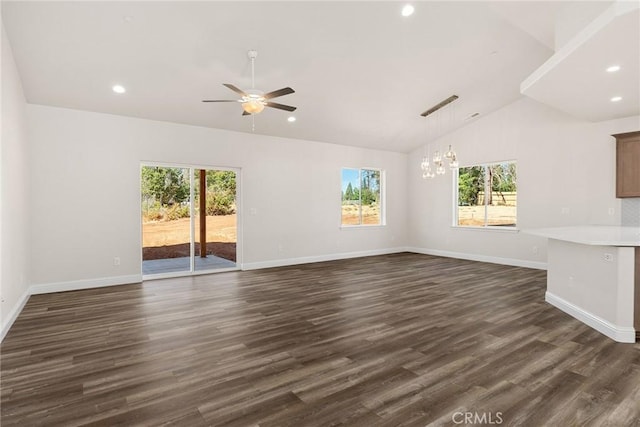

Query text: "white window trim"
[340, 167, 386, 228]
[140, 161, 242, 279]
[452, 160, 517, 230]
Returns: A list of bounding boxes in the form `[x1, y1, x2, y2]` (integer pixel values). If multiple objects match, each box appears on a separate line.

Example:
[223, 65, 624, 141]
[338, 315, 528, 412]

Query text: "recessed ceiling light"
[611, 96, 622, 102]
[112, 85, 126, 94]
[287, 116, 296, 123]
[401, 4, 414, 17]
[606, 65, 621, 73]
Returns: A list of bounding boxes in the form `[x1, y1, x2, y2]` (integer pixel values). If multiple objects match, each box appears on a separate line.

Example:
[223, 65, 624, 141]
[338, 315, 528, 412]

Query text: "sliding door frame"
[140, 161, 242, 280]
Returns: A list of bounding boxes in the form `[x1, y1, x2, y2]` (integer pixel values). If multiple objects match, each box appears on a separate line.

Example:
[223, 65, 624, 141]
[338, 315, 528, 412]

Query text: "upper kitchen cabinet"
[614, 131, 640, 198]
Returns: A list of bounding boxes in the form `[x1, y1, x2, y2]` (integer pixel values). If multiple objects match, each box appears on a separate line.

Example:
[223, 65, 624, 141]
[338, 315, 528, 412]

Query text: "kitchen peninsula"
[526, 226, 640, 343]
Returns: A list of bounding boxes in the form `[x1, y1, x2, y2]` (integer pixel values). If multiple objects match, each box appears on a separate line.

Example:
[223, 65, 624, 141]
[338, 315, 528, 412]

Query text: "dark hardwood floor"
[2, 253, 639, 426]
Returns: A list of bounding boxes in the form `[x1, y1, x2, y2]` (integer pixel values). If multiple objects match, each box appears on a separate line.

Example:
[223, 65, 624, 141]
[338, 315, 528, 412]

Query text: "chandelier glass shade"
[421, 144, 458, 179]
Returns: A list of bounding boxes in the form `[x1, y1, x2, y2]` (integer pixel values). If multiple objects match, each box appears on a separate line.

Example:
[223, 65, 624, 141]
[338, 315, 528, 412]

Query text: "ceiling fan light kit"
[242, 101, 264, 114]
[202, 50, 297, 121]
[241, 89, 266, 114]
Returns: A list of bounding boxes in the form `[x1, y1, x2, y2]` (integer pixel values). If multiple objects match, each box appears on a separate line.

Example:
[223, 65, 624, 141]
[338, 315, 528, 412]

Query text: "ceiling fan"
[202, 50, 297, 116]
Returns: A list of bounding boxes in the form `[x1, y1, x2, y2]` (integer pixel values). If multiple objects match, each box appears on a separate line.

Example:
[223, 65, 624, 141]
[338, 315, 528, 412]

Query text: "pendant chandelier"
[421, 144, 458, 179]
[420, 95, 460, 179]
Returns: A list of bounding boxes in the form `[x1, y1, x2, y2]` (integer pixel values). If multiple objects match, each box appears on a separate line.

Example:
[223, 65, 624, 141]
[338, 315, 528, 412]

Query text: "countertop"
[523, 225, 640, 246]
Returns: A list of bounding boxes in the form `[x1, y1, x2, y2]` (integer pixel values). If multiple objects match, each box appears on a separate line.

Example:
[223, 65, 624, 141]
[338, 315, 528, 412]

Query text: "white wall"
[26, 105, 409, 287]
[24, 96, 638, 291]
[408, 97, 640, 268]
[1, 23, 31, 338]
[546, 240, 636, 343]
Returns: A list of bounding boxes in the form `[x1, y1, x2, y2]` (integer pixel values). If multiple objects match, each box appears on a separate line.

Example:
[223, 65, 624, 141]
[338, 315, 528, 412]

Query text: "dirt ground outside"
[457, 205, 516, 226]
[142, 214, 236, 261]
[341, 205, 381, 225]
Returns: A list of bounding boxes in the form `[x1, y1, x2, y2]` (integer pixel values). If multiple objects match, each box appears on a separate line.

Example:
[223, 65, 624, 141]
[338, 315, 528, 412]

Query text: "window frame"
[340, 167, 385, 228]
[453, 160, 517, 230]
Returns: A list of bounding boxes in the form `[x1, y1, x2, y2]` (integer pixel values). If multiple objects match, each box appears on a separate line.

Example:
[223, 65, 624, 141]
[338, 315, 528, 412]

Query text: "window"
[456, 161, 516, 228]
[341, 168, 383, 226]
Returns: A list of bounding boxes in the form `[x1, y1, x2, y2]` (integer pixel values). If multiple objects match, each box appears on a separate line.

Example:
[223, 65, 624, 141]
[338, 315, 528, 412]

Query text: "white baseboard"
[1, 289, 30, 342]
[406, 247, 547, 270]
[3, 249, 540, 342]
[546, 292, 636, 343]
[1, 274, 143, 343]
[29, 274, 143, 295]
[241, 247, 410, 271]
[242, 247, 546, 271]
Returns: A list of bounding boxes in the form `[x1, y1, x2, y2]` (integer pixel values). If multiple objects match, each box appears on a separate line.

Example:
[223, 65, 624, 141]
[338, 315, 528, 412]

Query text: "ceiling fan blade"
[265, 102, 297, 112]
[223, 83, 248, 97]
[202, 100, 237, 102]
[242, 110, 251, 116]
[263, 87, 295, 99]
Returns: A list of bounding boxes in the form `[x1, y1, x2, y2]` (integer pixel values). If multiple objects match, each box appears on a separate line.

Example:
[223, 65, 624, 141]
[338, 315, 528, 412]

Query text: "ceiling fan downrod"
[248, 50, 258, 89]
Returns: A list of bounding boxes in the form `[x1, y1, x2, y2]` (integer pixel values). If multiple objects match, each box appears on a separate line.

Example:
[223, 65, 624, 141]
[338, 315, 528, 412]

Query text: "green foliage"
[341, 169, 380, 206]
[141, 167, 237, 221]
[458, 163, 517, 206]
[206, 192, 236, 215]
[206, 170, 236, 195]
[141, 167, 189, 206]
[360, 188, 377, 205]
[201, 170, 236, 215]
[142, 200, 163, 221]
[458, 166, 484, 206]
[352, 187, 360, 202]
[342, 183, 362, 203]
[490, 163, 517, 192]
[360, 169, 380, 206]
[165, 204, 190, 221]
[142, 200, 190, 222]
[343, 182, 354, 201]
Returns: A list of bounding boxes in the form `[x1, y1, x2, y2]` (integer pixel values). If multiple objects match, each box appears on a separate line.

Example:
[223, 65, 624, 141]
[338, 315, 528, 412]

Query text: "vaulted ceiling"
[2, 1, 637, 152]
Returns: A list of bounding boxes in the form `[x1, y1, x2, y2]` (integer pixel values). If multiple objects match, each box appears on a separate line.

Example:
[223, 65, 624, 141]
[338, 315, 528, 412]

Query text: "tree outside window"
[456, 162, 516, 228]
[341, 168, 382, 226]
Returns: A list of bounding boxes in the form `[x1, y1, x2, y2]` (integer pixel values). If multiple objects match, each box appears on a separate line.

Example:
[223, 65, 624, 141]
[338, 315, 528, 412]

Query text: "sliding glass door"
[141, 164, 239, 278]
[193, 169, 237, 272]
